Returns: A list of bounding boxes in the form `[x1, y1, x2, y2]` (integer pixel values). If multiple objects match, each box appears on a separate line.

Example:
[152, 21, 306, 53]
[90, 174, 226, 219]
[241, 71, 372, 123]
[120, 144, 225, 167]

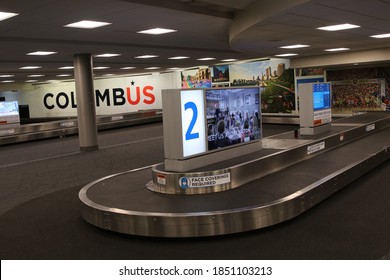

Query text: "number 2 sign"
[180, 90, 206, 157]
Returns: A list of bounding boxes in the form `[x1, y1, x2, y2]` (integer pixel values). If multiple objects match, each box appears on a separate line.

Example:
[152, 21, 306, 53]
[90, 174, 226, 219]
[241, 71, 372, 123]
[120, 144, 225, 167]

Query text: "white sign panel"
[179, 173, 231, 189]
[180, 90, 206, 157]
[4, 72, 180, 118]
[307, 141, 325, 155]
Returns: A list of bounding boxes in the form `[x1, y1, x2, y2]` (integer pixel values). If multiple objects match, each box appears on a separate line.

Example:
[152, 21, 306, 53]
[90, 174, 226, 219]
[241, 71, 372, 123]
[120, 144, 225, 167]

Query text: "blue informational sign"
[312, 83, 331, 111]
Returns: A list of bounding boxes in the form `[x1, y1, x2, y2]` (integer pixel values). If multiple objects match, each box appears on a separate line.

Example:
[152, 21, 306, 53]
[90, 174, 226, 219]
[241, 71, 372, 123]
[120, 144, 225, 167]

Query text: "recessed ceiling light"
[64, 20, 111, 29]
[221, 59, 238, 62]
[0, 11, 18, 21]
[20, 66, 42, 70]
[0, 74, 14, 78]
[56, 74, 72, 77]
[280, 44, 310, 49]
[168, 67, 182, 70]
[197, 57, 216, 61]
[95, 53, 121, 58]
[27, 51, 57, 56]
[135, 55, 158, 59]
[137, 28, 177, 35]
[168, 56, 190, 60]
[317, 23, 360, 31]
[324, 48, 350, 52]
[1, 80, 15, 83]
[28, 74, 45, 77]
[370, 33, 390, 39]
[93, 66, 110, 70]
[275, 53, 298, 57]
[145, 67, 161, 70]
[58, 66, 74, 70]
[120, 67, 136, 70]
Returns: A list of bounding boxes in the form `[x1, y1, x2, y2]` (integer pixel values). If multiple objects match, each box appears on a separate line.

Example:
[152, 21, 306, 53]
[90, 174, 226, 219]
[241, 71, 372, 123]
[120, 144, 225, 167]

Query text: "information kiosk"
[298, 82, 332, 135]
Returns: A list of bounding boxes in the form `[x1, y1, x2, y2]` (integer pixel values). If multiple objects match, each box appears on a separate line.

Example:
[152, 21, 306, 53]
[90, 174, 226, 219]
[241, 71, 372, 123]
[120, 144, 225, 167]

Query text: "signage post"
[298, 83, 332, 135]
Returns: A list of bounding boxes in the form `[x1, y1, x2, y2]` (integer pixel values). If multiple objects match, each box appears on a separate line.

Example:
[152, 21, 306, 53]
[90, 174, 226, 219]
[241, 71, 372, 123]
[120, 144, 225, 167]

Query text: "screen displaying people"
[0, 101, 20, 125]
[205, 87, 261, 151]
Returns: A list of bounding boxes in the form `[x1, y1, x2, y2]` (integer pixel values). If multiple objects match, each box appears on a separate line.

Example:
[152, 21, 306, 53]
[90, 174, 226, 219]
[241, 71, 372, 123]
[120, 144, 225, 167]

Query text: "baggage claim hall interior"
[0, 0, 390, 260]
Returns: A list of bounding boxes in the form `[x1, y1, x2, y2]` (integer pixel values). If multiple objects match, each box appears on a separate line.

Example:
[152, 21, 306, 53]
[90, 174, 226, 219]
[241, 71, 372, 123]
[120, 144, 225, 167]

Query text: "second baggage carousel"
[79, 112, 390, 237]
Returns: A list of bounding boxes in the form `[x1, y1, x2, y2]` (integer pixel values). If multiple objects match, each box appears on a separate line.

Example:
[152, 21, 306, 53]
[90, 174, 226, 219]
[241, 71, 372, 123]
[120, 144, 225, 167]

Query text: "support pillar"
[73, 54, 98, 151]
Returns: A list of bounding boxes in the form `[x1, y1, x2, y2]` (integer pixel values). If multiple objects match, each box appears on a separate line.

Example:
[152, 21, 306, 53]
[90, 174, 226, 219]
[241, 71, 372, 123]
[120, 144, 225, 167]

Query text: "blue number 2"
[184, 101, 199, 140]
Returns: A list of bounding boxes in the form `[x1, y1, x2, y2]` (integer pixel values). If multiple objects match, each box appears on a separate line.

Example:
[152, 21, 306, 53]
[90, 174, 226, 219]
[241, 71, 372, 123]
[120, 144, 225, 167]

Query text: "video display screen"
[205, 87, 261, 151]
[0, 101, 20, 124]
[312, 83, 331, 111]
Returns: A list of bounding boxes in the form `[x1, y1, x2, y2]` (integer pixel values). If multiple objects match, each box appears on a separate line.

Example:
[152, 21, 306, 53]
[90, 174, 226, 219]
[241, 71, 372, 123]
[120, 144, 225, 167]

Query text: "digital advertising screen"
[0, 101, 20, 125]
[205, 87, 261, 151]
[312, 83, 331, 111]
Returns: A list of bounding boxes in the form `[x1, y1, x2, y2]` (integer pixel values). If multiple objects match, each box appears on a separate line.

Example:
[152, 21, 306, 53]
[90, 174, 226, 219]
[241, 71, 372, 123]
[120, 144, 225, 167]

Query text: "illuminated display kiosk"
[0, 101, 20, 125]
[299, 83, 332, 135]
[162, 87, 262, 172]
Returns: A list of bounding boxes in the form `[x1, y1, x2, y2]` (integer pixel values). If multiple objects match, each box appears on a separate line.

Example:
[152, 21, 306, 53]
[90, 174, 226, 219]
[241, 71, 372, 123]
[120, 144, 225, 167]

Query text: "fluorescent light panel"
[145, 67, 161, 70]
[0, 74, 14, 78]
[93, 66, 110, 70]
[197, 57, 216, 61]
[135, 55, 158, 59]
[0, 11, 18, 21]
[20, 66, 42, 69]
[275, 53, 298, 57]
[137, 28, 177, 35]
[317, 23, 360, 31]
[28, 74, 45, 77]
[59, 66, 74, 70]
[27, 51, 57, 56]
[221, 59, 238, 62]
[370, 33, 390, 39]
[280, 44, 310, 49]
[120, 67, 136, 70]
[95, 53, 121, 58]
[324, 47, 350, 52]
[65, 20, 111, 29]
[168, 56, 190, 60]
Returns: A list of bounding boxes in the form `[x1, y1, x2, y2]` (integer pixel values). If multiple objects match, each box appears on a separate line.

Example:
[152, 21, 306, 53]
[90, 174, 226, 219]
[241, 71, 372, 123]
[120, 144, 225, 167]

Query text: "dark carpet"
[1, 160, 389, 260]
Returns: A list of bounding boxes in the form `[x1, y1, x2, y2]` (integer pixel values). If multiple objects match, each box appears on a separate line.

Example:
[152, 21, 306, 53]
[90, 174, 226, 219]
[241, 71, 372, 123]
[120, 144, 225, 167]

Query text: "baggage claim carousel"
[79, 112, 390, 237]
[0, 110, 162, 145]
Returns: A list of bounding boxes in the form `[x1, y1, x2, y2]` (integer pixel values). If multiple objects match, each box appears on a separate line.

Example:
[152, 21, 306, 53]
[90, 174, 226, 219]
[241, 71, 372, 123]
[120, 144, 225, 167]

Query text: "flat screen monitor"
[0, 101, 20, 124]
[312, 83, 331, 111]
[205, 87, 261, 151]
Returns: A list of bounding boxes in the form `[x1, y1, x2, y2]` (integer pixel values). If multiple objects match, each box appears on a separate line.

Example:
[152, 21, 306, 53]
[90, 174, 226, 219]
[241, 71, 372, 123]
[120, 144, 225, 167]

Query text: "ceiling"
[0, 0, 390, 84]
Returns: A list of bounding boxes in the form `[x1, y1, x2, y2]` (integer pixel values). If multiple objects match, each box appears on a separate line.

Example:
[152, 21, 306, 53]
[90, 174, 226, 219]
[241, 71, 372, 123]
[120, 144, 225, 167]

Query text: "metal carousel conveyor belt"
[79, 112, 390, 237]
[0, 110, 162, 145]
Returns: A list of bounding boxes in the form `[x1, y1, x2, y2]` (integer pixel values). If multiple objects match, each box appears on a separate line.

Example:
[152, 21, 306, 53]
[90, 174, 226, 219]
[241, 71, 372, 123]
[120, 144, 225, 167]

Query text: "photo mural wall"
[326, 67, 390, 114]
[181, 58, 295, 114]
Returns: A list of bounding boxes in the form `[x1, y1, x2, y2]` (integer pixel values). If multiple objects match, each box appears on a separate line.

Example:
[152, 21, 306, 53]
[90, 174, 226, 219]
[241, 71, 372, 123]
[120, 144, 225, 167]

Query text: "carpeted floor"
[0, 123, 389, 259]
